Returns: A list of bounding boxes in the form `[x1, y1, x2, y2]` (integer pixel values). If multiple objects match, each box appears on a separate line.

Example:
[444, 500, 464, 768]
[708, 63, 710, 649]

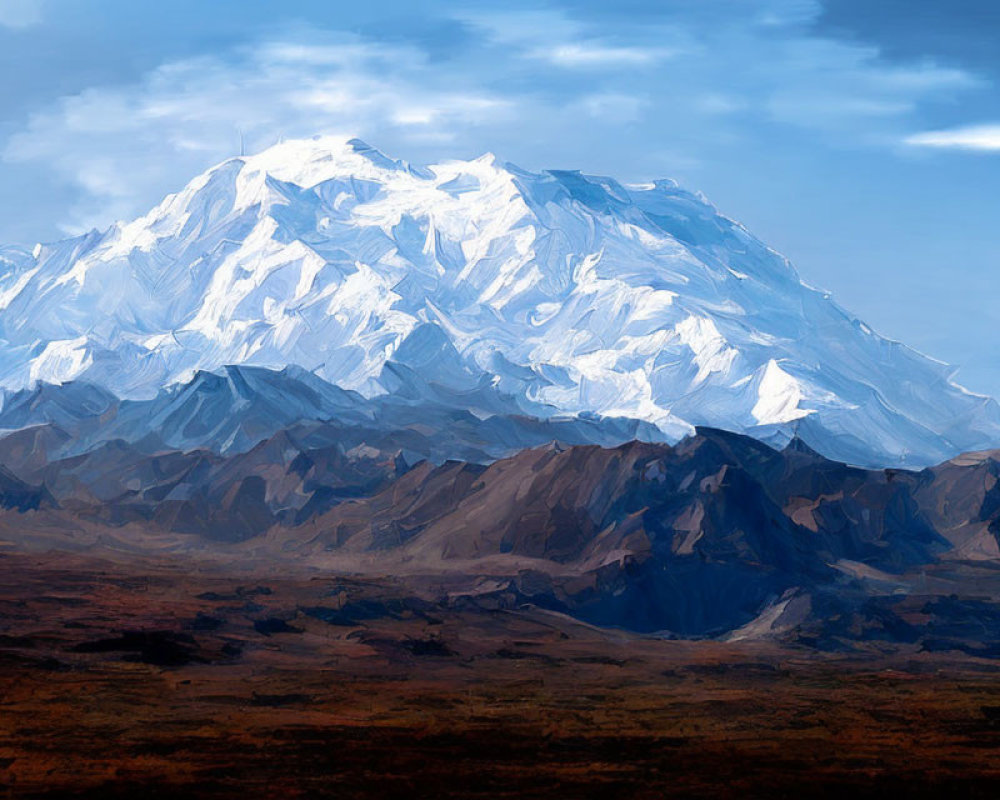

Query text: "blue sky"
[1, 0, 999, 394]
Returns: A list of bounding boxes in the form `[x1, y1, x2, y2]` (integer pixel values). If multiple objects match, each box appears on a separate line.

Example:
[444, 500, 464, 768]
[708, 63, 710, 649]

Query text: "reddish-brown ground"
[1, 550, 999, 798]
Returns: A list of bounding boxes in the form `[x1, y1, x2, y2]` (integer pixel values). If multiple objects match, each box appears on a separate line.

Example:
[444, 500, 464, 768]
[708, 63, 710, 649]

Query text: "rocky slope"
[0, 138, 996, 465]
[3, 423, 1000, 638]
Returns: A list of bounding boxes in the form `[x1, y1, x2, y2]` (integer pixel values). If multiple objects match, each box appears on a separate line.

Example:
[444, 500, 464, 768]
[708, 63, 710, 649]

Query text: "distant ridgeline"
[0, 367, 999, 642]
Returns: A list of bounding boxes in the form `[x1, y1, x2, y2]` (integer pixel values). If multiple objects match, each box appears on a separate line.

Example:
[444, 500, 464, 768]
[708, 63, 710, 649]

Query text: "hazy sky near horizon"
[0, 0, 998, 394]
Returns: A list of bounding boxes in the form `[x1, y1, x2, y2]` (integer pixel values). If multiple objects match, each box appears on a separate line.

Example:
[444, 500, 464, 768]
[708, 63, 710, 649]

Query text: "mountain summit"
[0, 135, 996, 466]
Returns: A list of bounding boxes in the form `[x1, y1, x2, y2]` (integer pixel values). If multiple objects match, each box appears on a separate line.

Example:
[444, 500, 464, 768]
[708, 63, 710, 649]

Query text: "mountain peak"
[0, 379, 118, 430]
[783, 434, 825, 460]
[0, 136, 996, 467]
[232, 134, 404, 189]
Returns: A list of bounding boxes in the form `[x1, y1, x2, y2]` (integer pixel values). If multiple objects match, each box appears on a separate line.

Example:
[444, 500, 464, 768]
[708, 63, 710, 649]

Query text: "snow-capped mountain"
[0, 136, 997, 466]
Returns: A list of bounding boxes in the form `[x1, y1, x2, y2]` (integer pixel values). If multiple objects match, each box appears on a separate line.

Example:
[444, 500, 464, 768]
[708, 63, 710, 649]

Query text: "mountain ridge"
[0, 365, 667, 463]
[0, 136, 996, 466]
[2, 421, 999, 639]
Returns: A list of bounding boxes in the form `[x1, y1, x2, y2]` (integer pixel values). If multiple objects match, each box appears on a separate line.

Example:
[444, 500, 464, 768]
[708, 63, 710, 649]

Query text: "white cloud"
[905, 125, 1000, 152]
[0, 0, 42, 28]
[4, 35, 515, 232]
[534, 43, 672, 69]
[462, 4, 981, 135]
[742, 36, 985, 133]
[457, 10, 586, 47]
[1, 1, 989, 236]
[463, 9, 687, 70]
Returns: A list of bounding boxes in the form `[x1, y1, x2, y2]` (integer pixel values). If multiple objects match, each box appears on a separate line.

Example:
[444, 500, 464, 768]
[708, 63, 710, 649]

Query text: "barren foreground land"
[1, 551, 999, 798]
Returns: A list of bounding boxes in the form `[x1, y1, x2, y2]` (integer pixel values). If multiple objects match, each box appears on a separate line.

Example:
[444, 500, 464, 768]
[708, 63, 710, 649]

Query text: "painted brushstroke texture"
[0, 365, 665, 462]
[0, 136, 997, 467]
[2, 421, 1000, 638]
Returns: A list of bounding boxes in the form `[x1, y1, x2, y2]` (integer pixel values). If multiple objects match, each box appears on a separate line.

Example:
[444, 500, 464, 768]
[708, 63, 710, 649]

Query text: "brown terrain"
[2, 547, 1000, 799]
[2, 421, 1000, 796]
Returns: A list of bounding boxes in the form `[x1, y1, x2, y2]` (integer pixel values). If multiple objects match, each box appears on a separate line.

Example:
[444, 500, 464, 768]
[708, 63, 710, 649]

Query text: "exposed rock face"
[5, 419, 1000, 637]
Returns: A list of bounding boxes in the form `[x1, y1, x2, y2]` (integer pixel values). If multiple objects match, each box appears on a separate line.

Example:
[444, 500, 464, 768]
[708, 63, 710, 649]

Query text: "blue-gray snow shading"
[0, 366, 665, 462]
[0, 136, 996, 467]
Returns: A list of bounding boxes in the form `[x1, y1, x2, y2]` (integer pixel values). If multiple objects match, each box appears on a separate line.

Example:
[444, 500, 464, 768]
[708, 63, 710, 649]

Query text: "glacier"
[0, 135, 997, 467]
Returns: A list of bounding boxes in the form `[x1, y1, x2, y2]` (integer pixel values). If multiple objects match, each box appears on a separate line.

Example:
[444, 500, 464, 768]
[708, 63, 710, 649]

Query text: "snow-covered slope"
[0, 136, 996, 466]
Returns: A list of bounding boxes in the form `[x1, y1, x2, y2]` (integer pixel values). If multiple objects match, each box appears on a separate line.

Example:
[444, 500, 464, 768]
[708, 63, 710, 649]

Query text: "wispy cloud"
[905, 124, 1000, 152]
[464, 9, 687, 70]
[2, 0, 990, 236]
[4, 34, 515, 232]
[461, 4, 982, 136]
[533, 43, 672, 69]
[0, 0, 42, 29]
